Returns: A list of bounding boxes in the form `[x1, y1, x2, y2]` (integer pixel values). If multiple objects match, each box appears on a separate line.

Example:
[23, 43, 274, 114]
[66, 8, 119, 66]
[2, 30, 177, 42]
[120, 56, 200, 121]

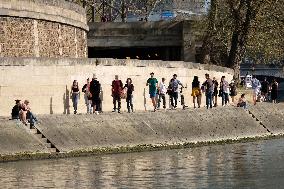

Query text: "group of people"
[13, 73, 279, 122]
[11, 99, 38, 126]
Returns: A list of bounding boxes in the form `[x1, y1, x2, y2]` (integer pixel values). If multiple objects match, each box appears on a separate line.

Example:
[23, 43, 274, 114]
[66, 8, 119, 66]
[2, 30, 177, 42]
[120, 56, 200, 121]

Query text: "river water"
[1, 138, 284, 189]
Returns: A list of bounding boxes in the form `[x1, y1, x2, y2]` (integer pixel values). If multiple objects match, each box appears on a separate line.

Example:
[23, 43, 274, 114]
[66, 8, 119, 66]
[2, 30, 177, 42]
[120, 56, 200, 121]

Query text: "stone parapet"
[0, 0, 88, 30]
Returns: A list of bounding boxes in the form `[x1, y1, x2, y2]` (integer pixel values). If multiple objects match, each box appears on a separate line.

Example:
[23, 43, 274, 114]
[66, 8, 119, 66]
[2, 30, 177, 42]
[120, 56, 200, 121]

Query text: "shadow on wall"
[50, 97, 53, 114]
[63, 85, 70, 114]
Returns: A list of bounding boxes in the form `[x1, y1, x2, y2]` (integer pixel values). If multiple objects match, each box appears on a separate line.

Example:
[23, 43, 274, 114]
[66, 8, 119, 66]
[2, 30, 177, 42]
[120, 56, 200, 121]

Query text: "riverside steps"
[1, 103, 284, 162]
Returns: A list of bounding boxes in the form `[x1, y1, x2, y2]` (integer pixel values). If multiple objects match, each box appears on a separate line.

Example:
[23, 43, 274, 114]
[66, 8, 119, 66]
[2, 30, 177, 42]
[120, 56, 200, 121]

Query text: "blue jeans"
[72, 93, 79, 111]
[27, 111, 37, 126]
[206, 91, 213, 109]
[222, 92, 229, 106]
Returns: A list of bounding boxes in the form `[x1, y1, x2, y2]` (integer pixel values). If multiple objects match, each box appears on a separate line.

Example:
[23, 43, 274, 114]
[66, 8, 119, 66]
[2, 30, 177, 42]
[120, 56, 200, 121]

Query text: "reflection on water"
[1, 138, 284, 189]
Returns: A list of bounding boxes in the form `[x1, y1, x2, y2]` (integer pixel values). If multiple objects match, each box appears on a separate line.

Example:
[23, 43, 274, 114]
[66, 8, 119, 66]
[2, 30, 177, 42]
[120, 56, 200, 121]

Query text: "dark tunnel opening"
[88, 46, 182, 61]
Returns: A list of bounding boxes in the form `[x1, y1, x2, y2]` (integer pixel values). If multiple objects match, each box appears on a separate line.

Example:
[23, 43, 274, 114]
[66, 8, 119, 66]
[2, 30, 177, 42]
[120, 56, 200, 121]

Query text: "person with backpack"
[82, 78, 93, 114]
[90, 74, 101, 115]
[202, 73, 213, 109]
[112, 75, 123, 113]
[169, 74, 183, 109]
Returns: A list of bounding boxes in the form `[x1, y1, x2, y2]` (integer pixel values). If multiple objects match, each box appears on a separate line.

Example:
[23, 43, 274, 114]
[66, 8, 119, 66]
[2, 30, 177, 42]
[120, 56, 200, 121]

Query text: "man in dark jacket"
[90, 74, 101, 115]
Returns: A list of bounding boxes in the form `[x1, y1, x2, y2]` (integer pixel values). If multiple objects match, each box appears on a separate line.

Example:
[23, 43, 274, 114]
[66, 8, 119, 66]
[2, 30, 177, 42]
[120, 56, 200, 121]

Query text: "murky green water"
[1, 138, 284, 189]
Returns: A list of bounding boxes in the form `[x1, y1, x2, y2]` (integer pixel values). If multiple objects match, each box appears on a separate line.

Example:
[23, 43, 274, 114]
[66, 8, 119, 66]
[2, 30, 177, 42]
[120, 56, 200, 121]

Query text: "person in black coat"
[90, 75, 101, 114]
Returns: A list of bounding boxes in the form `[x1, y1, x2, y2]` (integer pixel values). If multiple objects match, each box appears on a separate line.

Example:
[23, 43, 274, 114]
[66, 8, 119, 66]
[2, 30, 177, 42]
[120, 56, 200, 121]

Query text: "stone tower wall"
[0, 0, 88, 58]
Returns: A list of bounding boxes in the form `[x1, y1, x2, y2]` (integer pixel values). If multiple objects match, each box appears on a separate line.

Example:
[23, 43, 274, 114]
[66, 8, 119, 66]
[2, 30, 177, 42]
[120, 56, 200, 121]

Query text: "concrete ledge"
[0, 0, 88, 30]
[0, 57, 234, 75]
[2, 105, 283, 162]
[0, 118, 49, 155]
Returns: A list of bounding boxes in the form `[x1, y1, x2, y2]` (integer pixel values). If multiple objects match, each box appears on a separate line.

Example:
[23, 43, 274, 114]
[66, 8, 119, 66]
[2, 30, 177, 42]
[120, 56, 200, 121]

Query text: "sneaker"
[95, 111, 99, 115]
[112, 109, 116, 112]
[118, 110, 121, 113]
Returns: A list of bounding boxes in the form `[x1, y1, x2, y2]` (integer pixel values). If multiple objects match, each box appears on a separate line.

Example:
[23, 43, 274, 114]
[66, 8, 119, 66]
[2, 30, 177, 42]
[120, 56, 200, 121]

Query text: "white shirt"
[159, 82, 167, 94]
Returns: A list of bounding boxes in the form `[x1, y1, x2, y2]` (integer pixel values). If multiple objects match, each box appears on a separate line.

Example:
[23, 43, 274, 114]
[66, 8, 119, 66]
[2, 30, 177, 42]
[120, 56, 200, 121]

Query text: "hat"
[15, 99, 21, 103]
[150, 72, 154, 75]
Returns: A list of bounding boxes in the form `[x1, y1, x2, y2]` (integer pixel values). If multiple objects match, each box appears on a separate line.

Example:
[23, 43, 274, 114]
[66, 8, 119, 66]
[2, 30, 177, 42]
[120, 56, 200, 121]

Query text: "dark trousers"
[206, 91, 213, 109]
[126, 95, 133, 112]
[171, 92, 178, 108]
[27, 111, 37, 126]
[113, 94, 121, 111]
[222, 92, 229, 106]
[158, 94, 166, 109]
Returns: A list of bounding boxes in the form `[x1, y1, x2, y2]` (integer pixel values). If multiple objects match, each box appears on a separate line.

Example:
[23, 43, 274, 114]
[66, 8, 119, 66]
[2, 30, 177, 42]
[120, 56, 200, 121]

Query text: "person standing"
[112, 75, 123, 113]
[229, 80, 237, 104]
[158, 78, 167, 109]
[271, 78, 278, 103]
[220, 76, 229, 106]
[261, 77, 269, 101]
[90, 75, 101, 115]
[191, 76, 201, 108]
[251, 76, 261, 105]
[82, 78, 93, 114]
[202, 73, 213, 109]
[146, 72, 158, 111]
[71, 80, 80, 114]
[124, 78, 134, 113]
[169, 74, 183, 109]
[212, 77, 219, 107]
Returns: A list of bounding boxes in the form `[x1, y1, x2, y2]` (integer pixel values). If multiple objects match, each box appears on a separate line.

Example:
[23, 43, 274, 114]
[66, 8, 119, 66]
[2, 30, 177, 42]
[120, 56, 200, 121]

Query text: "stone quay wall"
[0, 58, 233, 116]
[0, 0, 88, 58]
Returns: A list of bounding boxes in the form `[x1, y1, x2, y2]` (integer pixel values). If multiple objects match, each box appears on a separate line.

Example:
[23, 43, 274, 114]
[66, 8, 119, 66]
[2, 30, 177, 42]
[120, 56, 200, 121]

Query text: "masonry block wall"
[0, 0, 88, 58]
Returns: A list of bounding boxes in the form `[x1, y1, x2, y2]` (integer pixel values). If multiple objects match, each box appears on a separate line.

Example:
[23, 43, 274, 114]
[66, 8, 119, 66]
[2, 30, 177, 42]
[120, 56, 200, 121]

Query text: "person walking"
[90, 75, 101, 115]
[202, 73, 213, 109]
[251, 76, 261, 105]
[82, 78, 93, 114]
[158, 78, 167, 109]
[191, 76, 201, 108]
[271, 78, 278, 103]
[112, 75, 123, 113]
[212, 77, 219, 107]
[124, 78, 134, 113]
[146, 72, 158, 111]
[220, 76, 229, 106]
[169, 74, 183, 109]
[71, 80, 80, 114]
[229, 80, 237, 104]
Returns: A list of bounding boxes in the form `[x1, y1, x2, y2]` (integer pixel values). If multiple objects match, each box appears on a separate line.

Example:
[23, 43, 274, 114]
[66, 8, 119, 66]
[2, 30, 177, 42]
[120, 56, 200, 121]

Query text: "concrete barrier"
[0, 58, 233, 116]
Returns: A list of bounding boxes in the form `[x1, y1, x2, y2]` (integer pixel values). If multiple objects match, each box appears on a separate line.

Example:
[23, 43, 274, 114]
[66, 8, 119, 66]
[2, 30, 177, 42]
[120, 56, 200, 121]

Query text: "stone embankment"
[0, 103, 283, 162]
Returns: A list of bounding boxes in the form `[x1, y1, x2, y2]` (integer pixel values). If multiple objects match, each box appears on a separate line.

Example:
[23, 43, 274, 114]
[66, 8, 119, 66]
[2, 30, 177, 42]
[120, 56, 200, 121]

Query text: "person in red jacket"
[112, 75, 123, 113]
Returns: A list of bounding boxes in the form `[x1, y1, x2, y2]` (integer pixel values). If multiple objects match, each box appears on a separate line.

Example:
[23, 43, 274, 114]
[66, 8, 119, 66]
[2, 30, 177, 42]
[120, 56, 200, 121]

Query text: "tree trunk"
[200, 0, 218, 64]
